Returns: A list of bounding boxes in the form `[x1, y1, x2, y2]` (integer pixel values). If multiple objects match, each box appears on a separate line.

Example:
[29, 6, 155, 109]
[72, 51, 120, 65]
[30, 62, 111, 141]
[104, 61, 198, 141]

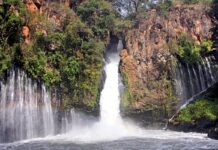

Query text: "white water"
[38, 40, 209, 143]
[0, 69, 54, 142]
[49, 40, 144, 142]
[0, 40, 214, 145]
[100, 53, 123, 126]
[175, 57, 218, 107]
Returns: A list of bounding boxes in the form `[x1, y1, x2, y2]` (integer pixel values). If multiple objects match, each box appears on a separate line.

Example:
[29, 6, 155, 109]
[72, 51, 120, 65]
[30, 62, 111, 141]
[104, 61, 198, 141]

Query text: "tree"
[76, 0, 116, 39]
[0, 0, 24, 47]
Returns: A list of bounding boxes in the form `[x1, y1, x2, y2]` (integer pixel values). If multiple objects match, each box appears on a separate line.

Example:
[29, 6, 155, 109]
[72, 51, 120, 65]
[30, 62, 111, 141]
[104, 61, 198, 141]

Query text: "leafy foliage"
[200, 39, 213, 55]
[0, 0, 25, 76]
[76, 0, 128, 38]
[155, 0, 173, 17]
[176, 85, 218, 123]
[170, 34, 213, 64]
[0, 1, 111, 110]
[176, 34, 201, 64]
[176, 98, 218, 123]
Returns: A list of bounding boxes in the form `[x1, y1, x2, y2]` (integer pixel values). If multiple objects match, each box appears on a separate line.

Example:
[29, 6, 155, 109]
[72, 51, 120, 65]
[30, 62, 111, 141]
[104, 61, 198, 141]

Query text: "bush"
[172, 34, 201, 64]
[0, 0, 25, 75]
[200, 39, 213, 55]
[176, 98, 218, 123]
[76, 0, 119, 38]
[155, 0, 173, 17]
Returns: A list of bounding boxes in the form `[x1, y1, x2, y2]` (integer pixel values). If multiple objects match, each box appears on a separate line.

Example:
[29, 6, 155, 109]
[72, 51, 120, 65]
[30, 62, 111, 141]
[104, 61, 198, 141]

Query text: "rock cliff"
[120, 5, 215, 125]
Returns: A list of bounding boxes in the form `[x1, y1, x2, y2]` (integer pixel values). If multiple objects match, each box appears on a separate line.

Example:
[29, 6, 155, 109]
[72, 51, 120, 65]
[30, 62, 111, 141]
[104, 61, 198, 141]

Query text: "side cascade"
[0, 68, 82, 143]
[0, 68, 54, 142]
[174, 55, 218, 108]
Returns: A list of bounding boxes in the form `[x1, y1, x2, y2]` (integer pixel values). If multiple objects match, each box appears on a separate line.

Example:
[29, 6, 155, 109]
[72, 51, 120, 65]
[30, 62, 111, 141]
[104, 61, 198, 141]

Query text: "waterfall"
[53, 39, 141, 142]
[100, 50, 121, 125]
[0, 68, 89, 143]
[175, 55, 218, 108]
[0, 39, 142, 143]
[0, 68, 54, 143]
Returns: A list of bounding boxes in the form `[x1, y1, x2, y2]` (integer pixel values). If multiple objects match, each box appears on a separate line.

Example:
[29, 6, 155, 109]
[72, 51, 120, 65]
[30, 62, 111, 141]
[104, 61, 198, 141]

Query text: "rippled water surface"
[1, 130, 218, 150]
[1, 138, 218, 150]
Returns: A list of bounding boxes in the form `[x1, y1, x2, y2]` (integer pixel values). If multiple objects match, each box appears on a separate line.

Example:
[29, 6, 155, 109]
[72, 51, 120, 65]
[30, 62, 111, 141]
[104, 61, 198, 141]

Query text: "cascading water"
[100, 44, 122, 126]
[56, 40, 138, 142]
[0, 68, 87, 143]
[175, 56, 218, 108]
[0, 68, 54, 143]
[1, 40, 218, 149]
[0, 39, 135, 144]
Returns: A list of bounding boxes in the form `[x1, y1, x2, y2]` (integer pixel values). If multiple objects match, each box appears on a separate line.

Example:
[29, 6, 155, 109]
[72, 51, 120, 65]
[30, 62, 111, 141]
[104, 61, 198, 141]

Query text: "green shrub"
[173, 34, 201, 64]
[200, 39, 213, 55]
[76, 0, 124, 38]
[23, 51, 46, 79]
[155, 0, 173, 17]
[176, 99, 218, 123]
[43, 68, 61, 86]
[0, 0, 26, 76]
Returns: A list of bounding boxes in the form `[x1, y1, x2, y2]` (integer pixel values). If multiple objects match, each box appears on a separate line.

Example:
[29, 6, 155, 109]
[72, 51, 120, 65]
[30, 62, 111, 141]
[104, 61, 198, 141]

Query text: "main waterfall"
[100, 46, 122, 126]
[57, 40, 139, 141]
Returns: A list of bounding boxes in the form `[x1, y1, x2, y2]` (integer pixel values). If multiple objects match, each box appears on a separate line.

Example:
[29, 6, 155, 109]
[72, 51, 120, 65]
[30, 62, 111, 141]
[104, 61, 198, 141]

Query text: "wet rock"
[208, 127, 218, 140]
[168, 118, 216, 133]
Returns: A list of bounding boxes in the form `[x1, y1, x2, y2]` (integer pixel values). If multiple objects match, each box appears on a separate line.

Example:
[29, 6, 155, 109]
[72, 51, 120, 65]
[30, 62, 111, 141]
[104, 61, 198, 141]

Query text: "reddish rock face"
[22, 0, 75, 44]
[120, 49, 138, 93]
[65, 0, 71, 7]
[120, 5, 213, 112]
[26, 1, 38, 13]
[22, 26, 30, 44]
[25, 0, 44, 14]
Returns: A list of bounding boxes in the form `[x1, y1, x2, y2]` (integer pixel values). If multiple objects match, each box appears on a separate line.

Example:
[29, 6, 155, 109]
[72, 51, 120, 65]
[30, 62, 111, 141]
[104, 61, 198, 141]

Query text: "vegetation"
[168, 0, 213, 5]
[0, 0, 125, 111]
[155, 0, 173, 17]
[0, 0, 217, 114]
[175, 85, 218, 123]
[76, 0, 115, 39]
[120, 70, 133, 109]
[76, 0, 132, 38]
[180, 0, 213, 5]
[176, 34, 201, 64]
[170, 34, 213, 64]
[176, 98, 218, 123]
[0, 0, 25, 76]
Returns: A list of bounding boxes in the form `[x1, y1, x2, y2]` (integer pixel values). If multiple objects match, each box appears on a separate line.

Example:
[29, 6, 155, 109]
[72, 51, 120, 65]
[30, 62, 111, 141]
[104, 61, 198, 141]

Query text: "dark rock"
[168, 118, 216, 133]
[208, 127, 218, 140]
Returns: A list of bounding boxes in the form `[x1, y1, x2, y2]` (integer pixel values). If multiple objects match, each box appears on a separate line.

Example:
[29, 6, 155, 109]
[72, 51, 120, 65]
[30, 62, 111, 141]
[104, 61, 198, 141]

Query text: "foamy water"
[0, 40, 216, 149]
